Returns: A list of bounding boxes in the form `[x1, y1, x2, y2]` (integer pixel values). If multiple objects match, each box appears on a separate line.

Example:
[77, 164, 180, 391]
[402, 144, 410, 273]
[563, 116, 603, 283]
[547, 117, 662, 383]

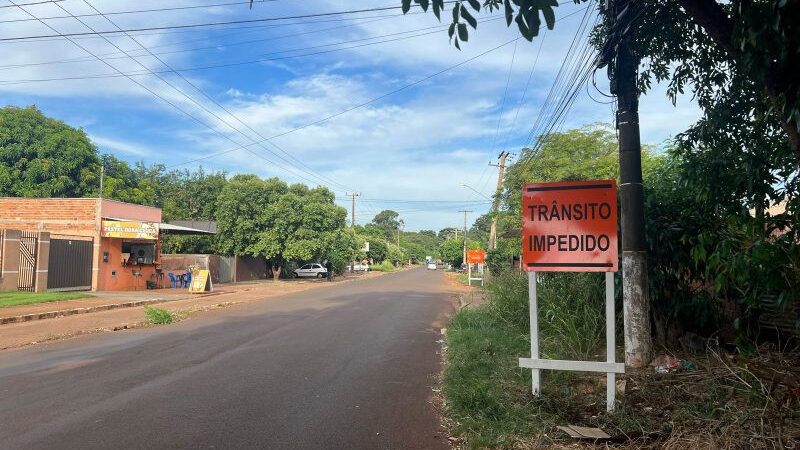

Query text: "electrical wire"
[162, 36, 521, 170]
[0, 2, 452, 42]
[79, 0, 355, 193]
[0, 12, 408, 72]
[0, 17, 504, 86]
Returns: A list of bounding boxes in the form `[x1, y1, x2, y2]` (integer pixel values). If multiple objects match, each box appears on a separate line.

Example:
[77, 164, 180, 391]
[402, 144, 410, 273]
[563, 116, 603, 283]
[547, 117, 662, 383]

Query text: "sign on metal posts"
[519, 180, 623, 411]
[466, 249, 485, 286]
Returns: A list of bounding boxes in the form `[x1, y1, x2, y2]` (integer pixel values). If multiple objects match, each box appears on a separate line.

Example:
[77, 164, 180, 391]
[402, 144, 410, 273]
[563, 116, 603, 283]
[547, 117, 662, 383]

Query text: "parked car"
[427, 262, 437, 270]
[350, 263, 370, 272]
[294, 263, 327, 278]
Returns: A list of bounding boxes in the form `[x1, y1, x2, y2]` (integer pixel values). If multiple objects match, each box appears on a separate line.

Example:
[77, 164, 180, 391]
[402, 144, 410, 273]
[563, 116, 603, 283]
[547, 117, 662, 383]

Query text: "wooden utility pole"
[346, 192, 360, 228]
[609, 0, 651, 368]
[488, 151, 511, 250]
[459, 210, 472, 264]
[346, 192, 360, 273]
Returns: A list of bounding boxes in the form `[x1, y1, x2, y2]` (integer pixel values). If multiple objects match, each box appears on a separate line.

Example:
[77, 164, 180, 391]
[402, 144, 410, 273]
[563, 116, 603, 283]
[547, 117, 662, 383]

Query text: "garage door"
[47, 238, 93, 291]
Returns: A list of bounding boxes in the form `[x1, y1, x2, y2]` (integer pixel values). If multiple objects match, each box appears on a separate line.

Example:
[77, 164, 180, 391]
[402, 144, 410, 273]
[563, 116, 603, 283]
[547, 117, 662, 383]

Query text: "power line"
[0, 12, 405, 71]
[0, 0, 61, 8]
[0, 17, 503, 86]
[78, 0, 354, 192]
[10, 0, 345, 194]
[0, 2, 450, 42]
[0, 0, 265, 18]
[164, 35, 521, 170]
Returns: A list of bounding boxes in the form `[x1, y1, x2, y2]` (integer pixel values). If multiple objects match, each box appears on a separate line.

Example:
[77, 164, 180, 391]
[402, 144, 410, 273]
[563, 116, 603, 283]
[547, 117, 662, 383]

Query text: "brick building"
[0, 198, 166, 291]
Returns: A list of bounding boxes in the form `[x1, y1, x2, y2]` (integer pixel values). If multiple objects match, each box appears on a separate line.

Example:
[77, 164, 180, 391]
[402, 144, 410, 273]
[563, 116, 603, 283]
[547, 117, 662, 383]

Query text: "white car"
[350, 263, 370, 272]
[294, 263, 327, 278]
[427, 263, 437, 270]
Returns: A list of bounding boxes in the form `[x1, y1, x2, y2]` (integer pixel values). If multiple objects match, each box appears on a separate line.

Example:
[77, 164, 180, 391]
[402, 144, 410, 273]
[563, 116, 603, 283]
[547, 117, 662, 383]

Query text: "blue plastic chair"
[183, 272, 192, 288]
[168, 273, 178, 288]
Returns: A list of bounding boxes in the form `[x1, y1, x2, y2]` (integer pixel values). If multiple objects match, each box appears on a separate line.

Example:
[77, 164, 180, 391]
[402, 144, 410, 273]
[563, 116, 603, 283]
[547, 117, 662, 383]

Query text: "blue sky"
[0, 0, 701, 231]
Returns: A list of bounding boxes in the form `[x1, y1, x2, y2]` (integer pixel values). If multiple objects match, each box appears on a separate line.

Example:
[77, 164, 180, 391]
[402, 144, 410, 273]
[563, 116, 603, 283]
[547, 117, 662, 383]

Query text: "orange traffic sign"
[466, 249, 486, 264]
[522, 180, 618, 272]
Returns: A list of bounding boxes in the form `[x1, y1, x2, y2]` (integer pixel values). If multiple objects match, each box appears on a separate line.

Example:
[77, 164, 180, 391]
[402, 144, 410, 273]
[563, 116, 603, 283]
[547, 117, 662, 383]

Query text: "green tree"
[215, 174, 288, 257]
[386, 243, 407, 265]
[370, 209, 404, 238]
[0, 105, 99, 198]
[366, 238, 389, 263]
[502, 124, 660, 212]
[404, 0, 800, 159]
[252, 185, 349, 278]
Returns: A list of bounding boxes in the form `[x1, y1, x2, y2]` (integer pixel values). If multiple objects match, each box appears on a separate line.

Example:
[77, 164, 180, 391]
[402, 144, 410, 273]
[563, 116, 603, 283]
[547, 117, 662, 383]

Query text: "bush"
[144, 306, 174, 324]
[370, 261, 397, 272]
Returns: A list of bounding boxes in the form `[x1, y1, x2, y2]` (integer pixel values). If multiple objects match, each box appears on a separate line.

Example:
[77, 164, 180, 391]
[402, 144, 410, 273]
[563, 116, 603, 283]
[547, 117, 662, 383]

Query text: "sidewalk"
[0, 287, 229, 325]
[0, 271, 386, 350]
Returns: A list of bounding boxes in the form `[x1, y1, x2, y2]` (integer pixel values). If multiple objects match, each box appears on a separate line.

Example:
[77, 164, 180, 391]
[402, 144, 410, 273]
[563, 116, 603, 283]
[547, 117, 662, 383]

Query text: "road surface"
[0, 267, 453, 449]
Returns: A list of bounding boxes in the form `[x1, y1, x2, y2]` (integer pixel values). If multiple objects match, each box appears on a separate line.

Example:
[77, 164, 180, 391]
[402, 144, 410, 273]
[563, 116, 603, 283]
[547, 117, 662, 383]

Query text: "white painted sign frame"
[518, 271, 623, 411]
[467, 263, 484, 286]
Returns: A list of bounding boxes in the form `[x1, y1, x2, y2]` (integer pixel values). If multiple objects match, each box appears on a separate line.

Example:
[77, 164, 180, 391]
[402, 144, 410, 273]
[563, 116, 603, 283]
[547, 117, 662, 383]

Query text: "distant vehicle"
[294, 263, 327, 278]
[350, 263, 370, 272]
[425, 256, 434, 265]
[427, 262, 437, 270]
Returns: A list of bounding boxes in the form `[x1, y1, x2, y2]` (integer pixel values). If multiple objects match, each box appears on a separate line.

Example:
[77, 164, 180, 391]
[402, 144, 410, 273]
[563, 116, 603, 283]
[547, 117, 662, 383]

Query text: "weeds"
[370, 261, 397, 272]
[144, 306, 174, 325]
[440, 269, 800, 448]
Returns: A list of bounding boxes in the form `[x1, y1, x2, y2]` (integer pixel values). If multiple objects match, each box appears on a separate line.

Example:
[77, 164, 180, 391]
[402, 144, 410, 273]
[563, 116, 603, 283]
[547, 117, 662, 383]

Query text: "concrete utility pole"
[459, 210, 472, 264]
[488, 151, 511, 250]
[346, 192, 360, 229]
[609, 0, 652, 368]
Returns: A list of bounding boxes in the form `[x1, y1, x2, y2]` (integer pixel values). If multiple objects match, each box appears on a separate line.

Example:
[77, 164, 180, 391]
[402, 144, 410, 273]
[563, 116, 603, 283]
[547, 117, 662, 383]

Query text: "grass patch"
[0, 291, 89, 308]
[144, 306, 174, 324]
[370, 261, 397, 272]
[441, 270, 799, 448]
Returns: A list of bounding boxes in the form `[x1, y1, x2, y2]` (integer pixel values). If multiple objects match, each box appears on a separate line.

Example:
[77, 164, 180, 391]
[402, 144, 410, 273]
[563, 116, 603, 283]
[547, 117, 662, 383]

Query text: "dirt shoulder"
[0, 271, 387, 351]
[441, 270, 484, 309]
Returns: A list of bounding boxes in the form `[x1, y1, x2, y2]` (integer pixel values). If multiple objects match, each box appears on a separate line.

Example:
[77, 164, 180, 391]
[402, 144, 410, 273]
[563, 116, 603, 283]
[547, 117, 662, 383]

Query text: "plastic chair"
[183, 272, 192, 288]
[168, 272, 178, 288]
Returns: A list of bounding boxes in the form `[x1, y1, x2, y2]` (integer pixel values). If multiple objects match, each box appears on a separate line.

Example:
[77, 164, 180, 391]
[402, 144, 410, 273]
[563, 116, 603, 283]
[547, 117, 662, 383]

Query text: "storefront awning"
[158, 222, 215, 235]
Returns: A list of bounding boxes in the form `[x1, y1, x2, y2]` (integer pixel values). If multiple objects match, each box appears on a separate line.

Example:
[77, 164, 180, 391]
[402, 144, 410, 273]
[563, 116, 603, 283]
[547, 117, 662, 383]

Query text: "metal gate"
[48, 238, 93, 291]
[17, 231, 38, 291]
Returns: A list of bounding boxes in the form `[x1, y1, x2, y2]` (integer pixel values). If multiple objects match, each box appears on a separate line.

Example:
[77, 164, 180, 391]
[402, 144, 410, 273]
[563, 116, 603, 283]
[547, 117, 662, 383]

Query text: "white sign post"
[519, 271, 623, 410]
[467, 263, 484, 286]
[519, 180, 623, 411]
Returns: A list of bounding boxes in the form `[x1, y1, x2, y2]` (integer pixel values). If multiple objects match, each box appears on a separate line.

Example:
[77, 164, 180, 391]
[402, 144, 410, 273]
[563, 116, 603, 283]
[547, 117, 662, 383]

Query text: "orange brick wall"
[0, 198, 98, 237]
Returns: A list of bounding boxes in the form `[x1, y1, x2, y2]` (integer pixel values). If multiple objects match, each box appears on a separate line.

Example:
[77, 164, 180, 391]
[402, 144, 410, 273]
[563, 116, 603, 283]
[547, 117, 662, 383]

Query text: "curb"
[0, 292, 224, 326]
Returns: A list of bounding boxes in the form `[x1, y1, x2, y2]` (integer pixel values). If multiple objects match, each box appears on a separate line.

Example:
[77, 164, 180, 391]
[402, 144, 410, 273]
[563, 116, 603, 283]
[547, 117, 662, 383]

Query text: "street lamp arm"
[460, 183, 491, 201]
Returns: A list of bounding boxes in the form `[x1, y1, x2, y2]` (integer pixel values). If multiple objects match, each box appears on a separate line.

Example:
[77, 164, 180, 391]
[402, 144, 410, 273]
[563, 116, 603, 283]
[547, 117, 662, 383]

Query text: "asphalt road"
[0, 267, 453, 450]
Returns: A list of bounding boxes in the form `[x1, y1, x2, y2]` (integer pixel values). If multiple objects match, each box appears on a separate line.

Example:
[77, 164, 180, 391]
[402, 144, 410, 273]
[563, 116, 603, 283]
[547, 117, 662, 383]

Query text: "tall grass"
[442, 269, 608, 448]
[484, 270, 605, 360]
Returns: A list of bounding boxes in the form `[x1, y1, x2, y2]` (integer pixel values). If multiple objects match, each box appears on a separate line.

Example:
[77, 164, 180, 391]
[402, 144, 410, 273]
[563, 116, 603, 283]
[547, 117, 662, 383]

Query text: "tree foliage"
[370, 209, 404, 238]
[0, 105, 99, 198]
[216, 176, 350, 278]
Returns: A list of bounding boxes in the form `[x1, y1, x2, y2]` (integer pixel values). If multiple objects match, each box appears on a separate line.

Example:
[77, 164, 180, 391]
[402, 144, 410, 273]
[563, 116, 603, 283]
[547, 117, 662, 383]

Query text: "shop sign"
[101, 220, 159, 240]
[189, 269, 213, 293]
[522, 180, 618, 272]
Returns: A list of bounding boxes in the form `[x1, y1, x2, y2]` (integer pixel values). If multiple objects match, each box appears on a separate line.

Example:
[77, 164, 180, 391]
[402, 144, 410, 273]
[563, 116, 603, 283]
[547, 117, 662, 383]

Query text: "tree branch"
[674, 0, 738, 59]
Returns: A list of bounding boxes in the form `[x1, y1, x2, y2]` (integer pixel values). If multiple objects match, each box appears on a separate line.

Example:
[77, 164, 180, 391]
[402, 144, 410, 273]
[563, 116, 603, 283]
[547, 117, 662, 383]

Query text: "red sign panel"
[522, 180, 618, 272]
[466, 249, 486, 264]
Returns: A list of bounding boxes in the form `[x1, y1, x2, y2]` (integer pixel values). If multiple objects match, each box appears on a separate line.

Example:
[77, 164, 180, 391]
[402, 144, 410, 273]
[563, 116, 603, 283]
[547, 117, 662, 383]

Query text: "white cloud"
[90, 134, 154, 157]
